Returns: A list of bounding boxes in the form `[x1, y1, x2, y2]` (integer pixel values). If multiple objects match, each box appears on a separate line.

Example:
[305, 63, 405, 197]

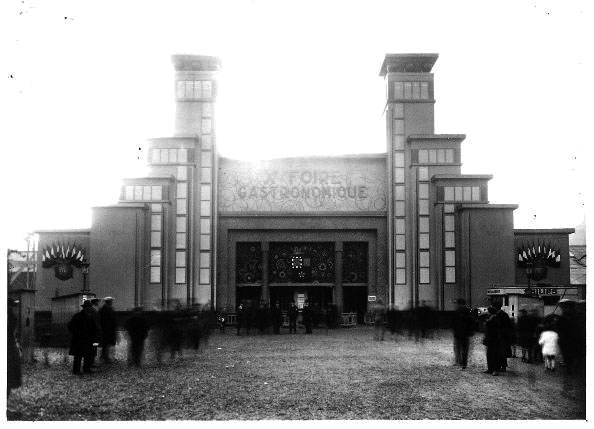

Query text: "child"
[538, 324, 559, 371]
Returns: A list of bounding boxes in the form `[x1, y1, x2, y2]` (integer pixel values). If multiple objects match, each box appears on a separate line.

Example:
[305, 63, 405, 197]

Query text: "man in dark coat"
[68, 300, 100, 375]
[451, 299, 474, 369]
[125, 307, 150, 367]
[98, 297, 117, 363]
[302, 300, 313, 334]
[483, 306, 500, 375]
[495, 307, 513, 372]
[288, 300, 298, 334]
[271, 301, 283, 335]
[236, 303, 245, 336]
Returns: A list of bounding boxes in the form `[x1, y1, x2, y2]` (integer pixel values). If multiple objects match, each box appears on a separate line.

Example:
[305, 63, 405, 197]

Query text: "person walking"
[125, 307, 150, 367]
[482, 306, 500, 375]
[98, 297, 117, 363]
[288, 300, 298, 334]
[68, 300, 100, 375]
[451, 299, 474, 369]
[302, 300, 313, 334]
[538, 323, 560, 371]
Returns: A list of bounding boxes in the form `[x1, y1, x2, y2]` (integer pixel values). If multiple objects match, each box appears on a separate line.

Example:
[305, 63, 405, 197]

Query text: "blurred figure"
[236, 303, 245, 336]
[288, 300, 298, 334]
[218, 308, 227, 333]
[89, 298, 102, 368]
[325, 303, 338, 329]
[538, 322, 559, 371]
[417, 301, 432, 339]
[533, 320, 545, 364]
[556, 300, 579, 374]
[125, 307, 149, 367]
[482, 306, 500, 375]
[372, 299, 386, 341]
[495, 306, 513, 372]
[271, 301, 283, 335]
[7, 298, 22, 397]
[302, 300, 313, 334]
[98, 297, 117, 363]
[517, 309, 533, 363]
[257, 301, 269, 334]
[451, 299, 474, 369]
[68, 300, 100, 375]
[187, 310, 202, 352]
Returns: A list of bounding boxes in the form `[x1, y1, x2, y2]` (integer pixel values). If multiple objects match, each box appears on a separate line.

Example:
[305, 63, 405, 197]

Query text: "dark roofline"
[93, 203, 150, 210]
[457, 204, 519, 211]
[408, 134, 466, 142]
[514, 228, 576, 234]
[34, 229, 90, 234]
[379, 53, 439, 76]
[431, 174, 493, 182]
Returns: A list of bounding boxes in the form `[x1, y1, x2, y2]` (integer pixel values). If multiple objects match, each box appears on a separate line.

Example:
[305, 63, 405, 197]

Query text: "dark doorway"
[343, 286, 368, 324]
[236, 286, 261, 309]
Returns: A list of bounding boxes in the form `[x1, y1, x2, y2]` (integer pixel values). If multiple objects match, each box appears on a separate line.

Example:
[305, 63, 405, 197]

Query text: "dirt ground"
[6, 326, 586, 420]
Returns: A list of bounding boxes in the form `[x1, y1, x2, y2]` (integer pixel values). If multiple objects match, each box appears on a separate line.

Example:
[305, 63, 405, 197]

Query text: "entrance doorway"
[270, 287, 333, 311]
[343, 286, 368, 324]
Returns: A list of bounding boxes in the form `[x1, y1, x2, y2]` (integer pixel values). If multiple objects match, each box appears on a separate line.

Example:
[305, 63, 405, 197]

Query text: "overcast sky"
[3, 0, 591, 250]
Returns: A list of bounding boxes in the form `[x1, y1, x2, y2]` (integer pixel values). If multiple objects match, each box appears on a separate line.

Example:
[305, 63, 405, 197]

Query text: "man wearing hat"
[99, 297, 117, 363]
[67, 300, 100, 374]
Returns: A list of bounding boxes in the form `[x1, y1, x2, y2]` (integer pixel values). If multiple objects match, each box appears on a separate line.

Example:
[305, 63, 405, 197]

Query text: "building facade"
[33, 54, 576, 317]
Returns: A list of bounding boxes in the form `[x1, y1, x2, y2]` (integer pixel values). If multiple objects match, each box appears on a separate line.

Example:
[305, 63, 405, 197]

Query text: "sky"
[3, 0, 591, 250]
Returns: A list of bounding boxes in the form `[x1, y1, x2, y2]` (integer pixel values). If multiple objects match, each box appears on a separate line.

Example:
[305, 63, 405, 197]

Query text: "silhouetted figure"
[417, 301, 432, 339]
[68, 300, 100, 375]
[302, 300, 313, 334]
[495, 307, 513, 372]
[236, 303, 245, 336]
[7, 298, 22, 397]
[271, 301, 283, 334]
[372, 299, 386, 341]
[288, 301, 298, 334]
[451, 299, 474, 369]
[187, 312, 202, 352]
[257, 301, 269, 334]
[125, 307, 149, 367]
[517, 309, 534, 362]
[326, 304, 338, 329]
[98, 297, 117, 363]
[557, 300, 583, 374]
[483, 306, 500, 375]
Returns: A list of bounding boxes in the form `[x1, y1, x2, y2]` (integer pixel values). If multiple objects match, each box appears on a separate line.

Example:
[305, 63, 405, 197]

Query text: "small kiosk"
[486, 285, 582, 320]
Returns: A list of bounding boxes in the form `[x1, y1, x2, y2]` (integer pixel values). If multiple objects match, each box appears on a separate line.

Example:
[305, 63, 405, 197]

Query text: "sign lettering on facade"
[219, 158, 387, 212]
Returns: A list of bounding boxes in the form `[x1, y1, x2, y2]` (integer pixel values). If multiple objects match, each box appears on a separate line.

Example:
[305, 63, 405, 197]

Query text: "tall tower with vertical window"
[133, 55, 221, 308]
[381, 54, 438, 308]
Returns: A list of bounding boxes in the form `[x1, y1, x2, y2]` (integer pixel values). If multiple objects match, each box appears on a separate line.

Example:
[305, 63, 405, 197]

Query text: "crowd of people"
[64, 298, 217, 374]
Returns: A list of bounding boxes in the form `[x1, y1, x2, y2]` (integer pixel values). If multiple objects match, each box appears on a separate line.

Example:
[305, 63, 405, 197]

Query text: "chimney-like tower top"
[172, 55, 221, 72]
[379, 53, 438, 76]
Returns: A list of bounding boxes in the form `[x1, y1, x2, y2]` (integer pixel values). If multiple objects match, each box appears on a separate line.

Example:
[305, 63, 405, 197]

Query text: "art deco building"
[33, 54, 577, 320]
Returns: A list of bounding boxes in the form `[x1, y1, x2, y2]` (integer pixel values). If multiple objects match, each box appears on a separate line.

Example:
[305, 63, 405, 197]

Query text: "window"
[200, 218, 211, 232]
[419, 150, 428, 164]
[395, 201, 405, 217]
[200, 268, 211, 284]
[176, 80, 213, 99]
[395, 235, 406, 250]
[396, 268, 406, 284]
[150, 250, 161, 283]
[444, 215, 455, 232]
[177, 183, 187, 199]
[463, 187, 472, 201]
[444, 204, 455, 213]
[393, 103, 404, 118]
[393, 82, 404, 99]
[419, 268, 430, 284]
[201, 167, 212, 183]
[125, 186, 133, 200]
[418, 183, 429, 199]
[419, 217, 429, 233]
[393, 119, 404, 134]
[445, 251, 456, 267]
[151, 232, 161, 248]
[151, 186, 162, 200]
[200, 234, 211, 250]
[176, 199, 187, 215]
[472, 186, 481, 201]
[201, 152, 212, 167]
[419, 233, 429, 249]
[394, 152, 405, 167]
[176, 233, 186, 249]
[395, 252, 406, 268]
[418, 200, 429, 215]
[420, 82, 429, 99]
[395, 218, 405, 234]
[200, 252, 211, 268]
[176, 216, 187, 233]
[418, 167, 429, 181]
[395, 185, 405, 201]
[177, 166, 187, 181]
[445, 267, 456, 283]
[445, 231, 455, 248]
[393, 135, 405, 149]
[419, 251, 430, 268]
[200, 200, 211, 217]
[394, 167, 405, 184]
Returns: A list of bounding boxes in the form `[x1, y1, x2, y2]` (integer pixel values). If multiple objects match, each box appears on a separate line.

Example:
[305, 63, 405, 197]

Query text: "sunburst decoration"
[517, 241, 560, 268]
[41, 242, 86, 268]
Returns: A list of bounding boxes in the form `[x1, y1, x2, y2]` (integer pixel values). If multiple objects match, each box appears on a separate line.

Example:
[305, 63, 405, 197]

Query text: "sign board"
[368, 295, 376, 302]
